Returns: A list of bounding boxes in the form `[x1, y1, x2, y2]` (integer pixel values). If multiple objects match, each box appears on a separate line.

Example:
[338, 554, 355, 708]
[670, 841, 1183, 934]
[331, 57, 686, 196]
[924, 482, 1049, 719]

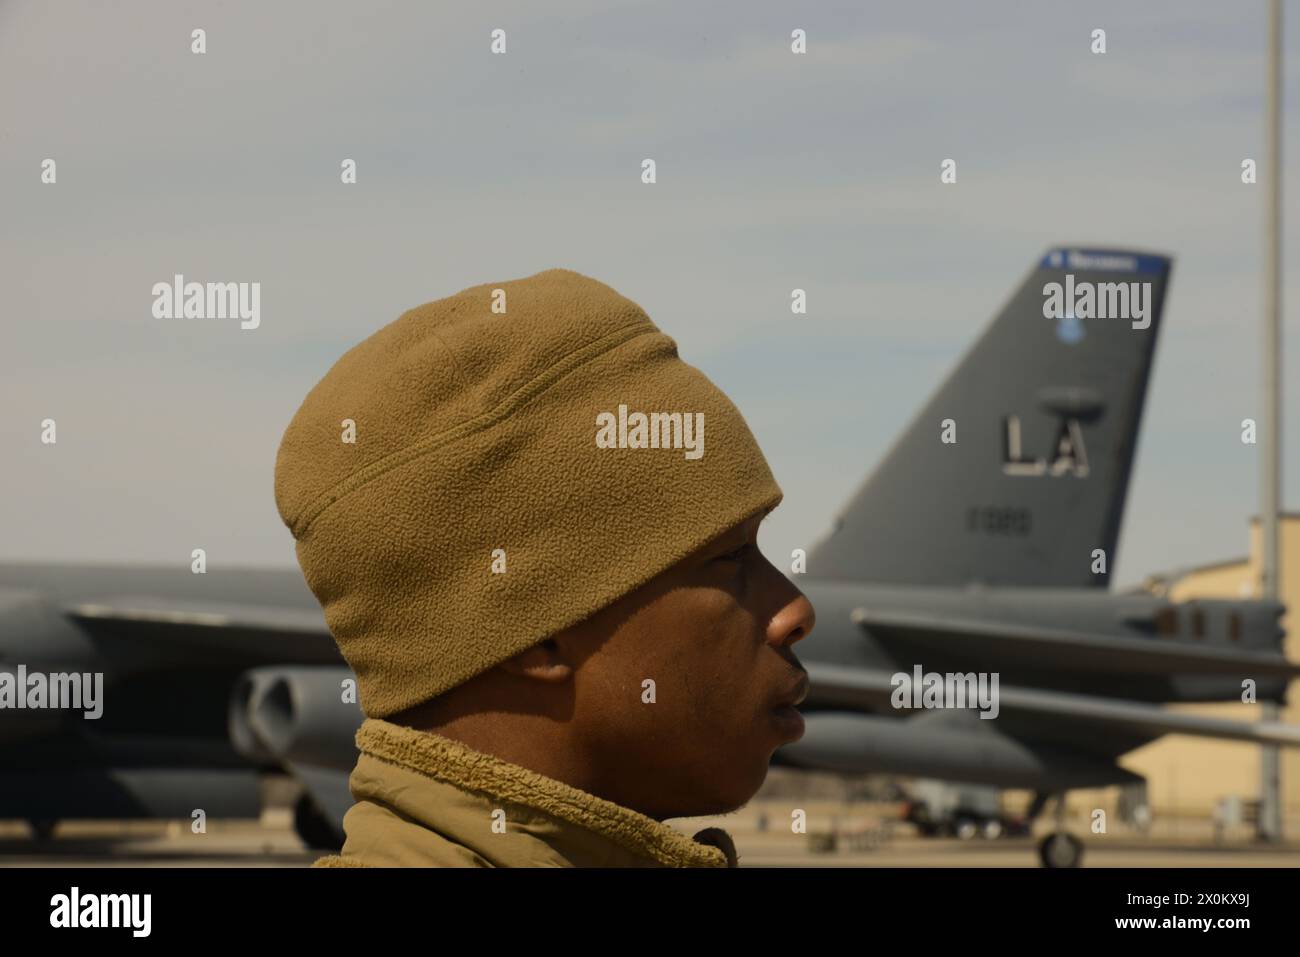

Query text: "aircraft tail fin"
[810, 247, 1172, 588]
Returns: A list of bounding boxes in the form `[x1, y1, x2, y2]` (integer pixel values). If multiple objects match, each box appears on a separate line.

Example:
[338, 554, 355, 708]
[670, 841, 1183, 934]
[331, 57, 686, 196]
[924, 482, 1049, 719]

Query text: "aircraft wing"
[805, 661, 1300, 747]
[851, 607, 1300, 679]
[0, 584, 347, 839]
[64, 596, 340, 664]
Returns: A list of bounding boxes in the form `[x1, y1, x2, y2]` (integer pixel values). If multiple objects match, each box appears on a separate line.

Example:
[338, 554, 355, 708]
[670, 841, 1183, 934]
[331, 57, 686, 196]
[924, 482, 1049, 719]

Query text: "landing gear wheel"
[28, 819, 58, 841]
[954, 817, 978, 840]
[981, 819, 1003, 840]
[1038, 831, 1083, 868]
[293, 795, 343, 851]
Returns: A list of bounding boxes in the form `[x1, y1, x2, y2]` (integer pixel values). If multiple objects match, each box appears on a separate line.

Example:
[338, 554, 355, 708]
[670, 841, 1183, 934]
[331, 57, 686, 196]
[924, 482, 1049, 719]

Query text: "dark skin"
[389, 509, 815, 821]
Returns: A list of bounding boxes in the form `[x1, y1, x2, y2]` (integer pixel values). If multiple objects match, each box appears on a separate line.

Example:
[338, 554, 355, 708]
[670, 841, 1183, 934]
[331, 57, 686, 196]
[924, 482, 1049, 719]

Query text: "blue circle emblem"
[1057, 311, 1084, 345]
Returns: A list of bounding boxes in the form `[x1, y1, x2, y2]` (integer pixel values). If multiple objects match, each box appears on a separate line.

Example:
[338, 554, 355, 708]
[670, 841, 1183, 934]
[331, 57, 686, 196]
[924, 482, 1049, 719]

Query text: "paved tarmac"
[2, 803, 1298, 867]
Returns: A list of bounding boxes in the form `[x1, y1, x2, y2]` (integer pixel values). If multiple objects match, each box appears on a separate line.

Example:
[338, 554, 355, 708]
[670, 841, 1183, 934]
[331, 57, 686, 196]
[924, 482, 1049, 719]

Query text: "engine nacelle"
[229, 665, 362, 771]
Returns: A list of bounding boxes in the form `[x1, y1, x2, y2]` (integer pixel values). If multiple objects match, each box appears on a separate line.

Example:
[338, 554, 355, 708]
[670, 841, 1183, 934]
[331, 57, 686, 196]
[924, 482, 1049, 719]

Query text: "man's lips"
[769, 672, 809, 742]
[773, 671, 810, 710]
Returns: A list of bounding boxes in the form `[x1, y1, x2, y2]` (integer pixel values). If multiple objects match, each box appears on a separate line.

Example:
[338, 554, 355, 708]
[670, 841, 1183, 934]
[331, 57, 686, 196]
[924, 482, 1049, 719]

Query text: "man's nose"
[768, 590, 815, 649]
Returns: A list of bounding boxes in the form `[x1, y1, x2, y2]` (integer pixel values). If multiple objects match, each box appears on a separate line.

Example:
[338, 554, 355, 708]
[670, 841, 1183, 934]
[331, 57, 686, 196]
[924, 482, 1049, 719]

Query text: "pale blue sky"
[2, 0, 1298, 588]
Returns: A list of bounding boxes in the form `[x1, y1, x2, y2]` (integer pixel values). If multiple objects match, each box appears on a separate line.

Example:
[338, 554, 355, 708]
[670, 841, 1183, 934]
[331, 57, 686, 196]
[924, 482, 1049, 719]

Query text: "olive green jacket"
[313, 718, 738, 868]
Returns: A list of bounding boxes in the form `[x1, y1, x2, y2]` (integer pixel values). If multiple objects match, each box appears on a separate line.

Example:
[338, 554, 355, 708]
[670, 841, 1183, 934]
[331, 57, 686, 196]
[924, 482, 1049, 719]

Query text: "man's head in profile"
[274, 268, 814, 866]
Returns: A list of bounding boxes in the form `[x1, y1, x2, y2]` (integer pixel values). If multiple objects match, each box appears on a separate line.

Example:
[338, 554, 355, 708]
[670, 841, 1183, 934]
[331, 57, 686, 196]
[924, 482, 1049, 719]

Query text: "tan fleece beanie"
[274, 268, 782, 718]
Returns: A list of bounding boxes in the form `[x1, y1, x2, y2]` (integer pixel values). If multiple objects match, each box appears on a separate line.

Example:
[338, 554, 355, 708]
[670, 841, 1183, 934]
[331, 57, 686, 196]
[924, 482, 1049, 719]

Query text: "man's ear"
[497, 638, 574, 683]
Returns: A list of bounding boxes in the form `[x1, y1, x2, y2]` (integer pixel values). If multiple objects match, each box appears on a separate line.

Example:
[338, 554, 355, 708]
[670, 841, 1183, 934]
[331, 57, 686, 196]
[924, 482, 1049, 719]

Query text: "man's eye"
[716, 544, 750, 562]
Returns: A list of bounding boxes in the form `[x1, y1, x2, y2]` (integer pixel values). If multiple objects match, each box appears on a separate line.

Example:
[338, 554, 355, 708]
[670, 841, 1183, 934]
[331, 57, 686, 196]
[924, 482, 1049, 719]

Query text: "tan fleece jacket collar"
[317, 718, 738, 868]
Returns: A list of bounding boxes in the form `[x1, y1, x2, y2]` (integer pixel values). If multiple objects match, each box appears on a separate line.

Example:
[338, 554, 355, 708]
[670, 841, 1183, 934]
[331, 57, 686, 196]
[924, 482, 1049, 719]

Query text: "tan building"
[1068, 514, 1300, 832]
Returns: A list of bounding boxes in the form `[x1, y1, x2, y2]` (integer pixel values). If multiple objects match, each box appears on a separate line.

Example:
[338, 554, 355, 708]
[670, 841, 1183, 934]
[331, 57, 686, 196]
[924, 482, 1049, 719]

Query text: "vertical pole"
[1259, 0, 1283, 843]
